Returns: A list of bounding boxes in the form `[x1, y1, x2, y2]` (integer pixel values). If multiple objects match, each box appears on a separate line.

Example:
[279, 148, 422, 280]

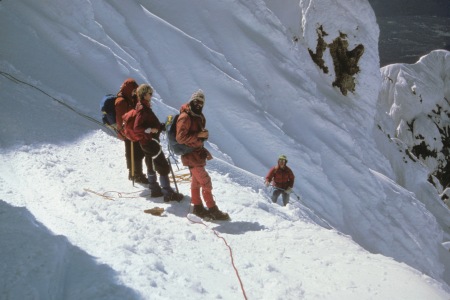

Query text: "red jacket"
[134, 100, 164, 145]
[115, 78, 138, 140]
[176, 103, 212, 167]
[266, 165, 295, 190]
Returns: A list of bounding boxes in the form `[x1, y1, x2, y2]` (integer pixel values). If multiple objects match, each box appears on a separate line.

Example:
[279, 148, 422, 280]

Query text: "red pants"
[190, 166, 215, 208]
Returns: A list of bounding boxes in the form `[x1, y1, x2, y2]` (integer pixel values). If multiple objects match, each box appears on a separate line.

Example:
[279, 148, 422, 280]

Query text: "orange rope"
[171, 173, 191, 183]
[86, 187, 248, 299]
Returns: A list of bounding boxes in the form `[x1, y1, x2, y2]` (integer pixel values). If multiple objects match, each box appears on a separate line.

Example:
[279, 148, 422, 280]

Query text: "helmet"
[278, 154, 288, 162]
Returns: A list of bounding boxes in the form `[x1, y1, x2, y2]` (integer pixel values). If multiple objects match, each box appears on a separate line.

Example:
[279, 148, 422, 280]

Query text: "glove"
[286, 187, 293, 194]
[197, 129, 209, 140]
[199, 148, 208, 159]
[145, 128, 158, 134]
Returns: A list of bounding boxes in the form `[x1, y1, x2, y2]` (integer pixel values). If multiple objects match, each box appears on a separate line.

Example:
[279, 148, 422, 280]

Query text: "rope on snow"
[0, 70, 108, 130]
[186, 210, 248, 300]
[84, 188, 150, 200]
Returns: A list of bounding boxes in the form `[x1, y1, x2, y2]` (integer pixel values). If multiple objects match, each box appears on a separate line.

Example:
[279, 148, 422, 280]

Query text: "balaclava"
[189, 89, 205, 115]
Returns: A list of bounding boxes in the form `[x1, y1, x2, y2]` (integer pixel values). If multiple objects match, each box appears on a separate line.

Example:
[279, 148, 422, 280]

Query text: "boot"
[148, 172, 163, 197]
[129, 170, 148, 184]
[160, 175, 183, 202]
[192, 204, 210, 218]
[208, 205, 230, 221]
[133, 173, 148, 184]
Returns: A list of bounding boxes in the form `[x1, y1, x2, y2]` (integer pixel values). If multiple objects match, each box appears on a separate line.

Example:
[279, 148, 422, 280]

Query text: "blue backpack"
[100, 94, 117, 127]
[165, 114, 195, 155]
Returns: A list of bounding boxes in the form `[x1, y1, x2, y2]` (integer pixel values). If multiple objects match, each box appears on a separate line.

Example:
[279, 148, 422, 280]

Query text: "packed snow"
[0, 0, 449, 299]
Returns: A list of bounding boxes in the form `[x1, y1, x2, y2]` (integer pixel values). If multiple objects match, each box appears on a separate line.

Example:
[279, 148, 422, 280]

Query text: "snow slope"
[0, 0, 449, 299]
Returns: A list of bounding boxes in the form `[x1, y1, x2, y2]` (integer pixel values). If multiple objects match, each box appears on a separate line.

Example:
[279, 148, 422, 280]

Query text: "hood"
[118, 78, 138, 99]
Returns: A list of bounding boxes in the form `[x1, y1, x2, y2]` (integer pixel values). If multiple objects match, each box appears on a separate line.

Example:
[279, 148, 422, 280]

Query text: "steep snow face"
[263, 0, 303, 38]
[296, 0, 446, 280]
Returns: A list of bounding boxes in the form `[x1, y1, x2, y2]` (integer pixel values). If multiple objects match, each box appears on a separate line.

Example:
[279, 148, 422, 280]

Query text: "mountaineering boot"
[148, 172, 163, 197]
[160, 175, 183, 202]
[192, 204, 210, 219]
[131, 173, 148, 184]
[208, 205, 230, 221]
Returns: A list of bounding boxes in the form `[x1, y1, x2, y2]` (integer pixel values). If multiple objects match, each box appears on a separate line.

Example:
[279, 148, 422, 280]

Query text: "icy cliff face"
[378, 50, 450, 204]
[300, 0, 380, 97]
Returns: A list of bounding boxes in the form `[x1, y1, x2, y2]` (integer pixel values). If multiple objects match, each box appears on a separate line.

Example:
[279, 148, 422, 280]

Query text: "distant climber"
[265, 155, 295, 206]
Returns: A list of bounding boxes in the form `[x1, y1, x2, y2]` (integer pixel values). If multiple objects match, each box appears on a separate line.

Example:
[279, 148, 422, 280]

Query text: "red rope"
[87, 187, 248, 298]
[186, 214, 248, 300]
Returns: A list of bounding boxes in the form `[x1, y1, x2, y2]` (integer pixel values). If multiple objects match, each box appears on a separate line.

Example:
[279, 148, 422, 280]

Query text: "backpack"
[100, 94, 117, 127]
[165, 114, 195, 155]
[121, 109, 140, 142]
